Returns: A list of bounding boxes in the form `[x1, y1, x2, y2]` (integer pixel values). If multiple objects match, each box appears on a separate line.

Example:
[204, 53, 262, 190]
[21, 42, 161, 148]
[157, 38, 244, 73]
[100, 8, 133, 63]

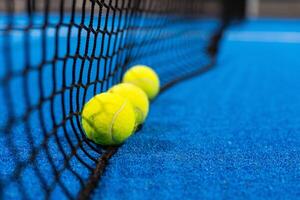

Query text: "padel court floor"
[93, 19, 300, 199]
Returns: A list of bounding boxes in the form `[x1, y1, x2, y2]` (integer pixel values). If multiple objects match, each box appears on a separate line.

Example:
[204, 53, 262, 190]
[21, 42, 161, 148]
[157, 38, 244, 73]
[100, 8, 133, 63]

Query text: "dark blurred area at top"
[222, 0, 246, 24]
[0, 0, 221, 16]
[224, 0, 300, 19]
[1, 0, 300, 19]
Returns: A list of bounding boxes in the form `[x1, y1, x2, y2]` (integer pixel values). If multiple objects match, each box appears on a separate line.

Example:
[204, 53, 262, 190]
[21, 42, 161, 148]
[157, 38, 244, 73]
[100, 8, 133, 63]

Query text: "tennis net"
[0, 0, 222, 199]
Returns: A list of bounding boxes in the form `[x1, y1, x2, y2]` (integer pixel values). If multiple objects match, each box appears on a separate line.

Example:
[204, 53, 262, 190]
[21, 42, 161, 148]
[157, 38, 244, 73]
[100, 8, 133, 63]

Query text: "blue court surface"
[1, 16, 300, 199]
[93, 19, 300, 199]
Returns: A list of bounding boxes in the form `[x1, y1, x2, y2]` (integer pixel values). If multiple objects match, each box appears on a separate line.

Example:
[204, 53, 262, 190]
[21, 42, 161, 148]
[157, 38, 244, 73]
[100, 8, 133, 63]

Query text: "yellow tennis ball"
[81, 92, 136, 146]
[109, 83, 149, 125]
[122, 65, 160, 100]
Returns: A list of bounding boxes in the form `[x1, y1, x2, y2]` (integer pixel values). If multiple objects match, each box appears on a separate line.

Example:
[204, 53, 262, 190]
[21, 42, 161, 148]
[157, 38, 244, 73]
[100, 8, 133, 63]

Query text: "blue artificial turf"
[92, 20, 300, 199]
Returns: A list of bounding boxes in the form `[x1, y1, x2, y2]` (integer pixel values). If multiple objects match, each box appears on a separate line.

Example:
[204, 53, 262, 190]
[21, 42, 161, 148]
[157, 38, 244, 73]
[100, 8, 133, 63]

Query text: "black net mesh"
[0, 0, 221, 199]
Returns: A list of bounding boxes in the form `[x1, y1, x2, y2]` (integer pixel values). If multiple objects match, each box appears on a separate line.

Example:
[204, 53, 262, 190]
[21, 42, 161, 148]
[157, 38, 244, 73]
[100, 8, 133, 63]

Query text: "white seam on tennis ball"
[108, 101, 127, 143]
